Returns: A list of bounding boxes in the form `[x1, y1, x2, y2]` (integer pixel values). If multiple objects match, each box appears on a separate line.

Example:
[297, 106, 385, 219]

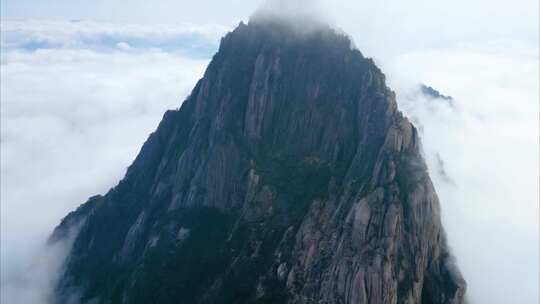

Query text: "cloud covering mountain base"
[1, 16, 538, 304]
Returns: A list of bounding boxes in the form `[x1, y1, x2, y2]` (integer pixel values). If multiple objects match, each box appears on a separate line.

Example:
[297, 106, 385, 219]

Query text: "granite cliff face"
[51, 19, 466, 304]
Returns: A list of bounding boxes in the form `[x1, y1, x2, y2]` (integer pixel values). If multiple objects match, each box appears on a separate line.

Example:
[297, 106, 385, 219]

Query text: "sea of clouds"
[387, 40, 539, 304]
[1, 11, 538, 304]
[0, 19, 224, 303]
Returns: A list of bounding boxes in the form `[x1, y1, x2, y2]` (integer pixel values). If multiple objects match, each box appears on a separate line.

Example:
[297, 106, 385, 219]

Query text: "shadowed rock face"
[420, 85, 453, 103]
[51, 19, 466, 304]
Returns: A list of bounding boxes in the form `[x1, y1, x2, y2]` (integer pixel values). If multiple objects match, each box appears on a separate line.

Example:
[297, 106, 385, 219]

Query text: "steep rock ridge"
[420, 85, 453, 102]
[51, 19, 466, 304]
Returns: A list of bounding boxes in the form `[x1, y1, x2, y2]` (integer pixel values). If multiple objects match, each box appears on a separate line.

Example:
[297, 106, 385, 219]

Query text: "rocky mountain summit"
[51, 17, 466, 304]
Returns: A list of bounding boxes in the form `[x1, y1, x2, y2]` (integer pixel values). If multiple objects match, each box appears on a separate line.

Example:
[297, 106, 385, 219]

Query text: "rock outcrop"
[420, 85, 453, 103]
[51, 18, 466, 304]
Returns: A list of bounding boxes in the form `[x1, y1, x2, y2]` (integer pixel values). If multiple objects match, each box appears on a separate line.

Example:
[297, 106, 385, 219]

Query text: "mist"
[388, 42, 539, 303]
[1, 223, 83, 303]
[1, 1, 538, 303]
[252, 0, 326, 23]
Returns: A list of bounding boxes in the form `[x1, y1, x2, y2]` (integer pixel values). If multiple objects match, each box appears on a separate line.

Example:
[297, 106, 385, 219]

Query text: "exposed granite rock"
[52, 18, 466, 304]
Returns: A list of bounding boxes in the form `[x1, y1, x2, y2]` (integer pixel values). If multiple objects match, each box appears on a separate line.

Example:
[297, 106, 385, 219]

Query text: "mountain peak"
[51, 16, 466, 304]
[229, 15, 352, 49]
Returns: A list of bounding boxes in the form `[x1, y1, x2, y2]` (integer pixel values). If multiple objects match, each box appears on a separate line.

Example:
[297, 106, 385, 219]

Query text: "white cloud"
[116, 41, 131, 50]
[254, 0, 327, 22]
[325, 0, 537, 58]
[1, 223, 82, 304]
[3, 0, 536, 50]
[389, 40, 539, 304]
[1, 20, 211, 301]
[1, 19, 228, 56]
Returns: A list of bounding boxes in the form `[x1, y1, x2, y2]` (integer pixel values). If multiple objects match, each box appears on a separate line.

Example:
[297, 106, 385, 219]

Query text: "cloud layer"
[1, 20, 215, 303]
[1, 10, 538, 304]
[1, 19, 227, 56]
[389, 40, 539, 304]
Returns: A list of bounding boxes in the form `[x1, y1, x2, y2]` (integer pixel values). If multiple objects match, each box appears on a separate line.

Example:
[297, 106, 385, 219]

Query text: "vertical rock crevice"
[51, 18, 466, 304]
